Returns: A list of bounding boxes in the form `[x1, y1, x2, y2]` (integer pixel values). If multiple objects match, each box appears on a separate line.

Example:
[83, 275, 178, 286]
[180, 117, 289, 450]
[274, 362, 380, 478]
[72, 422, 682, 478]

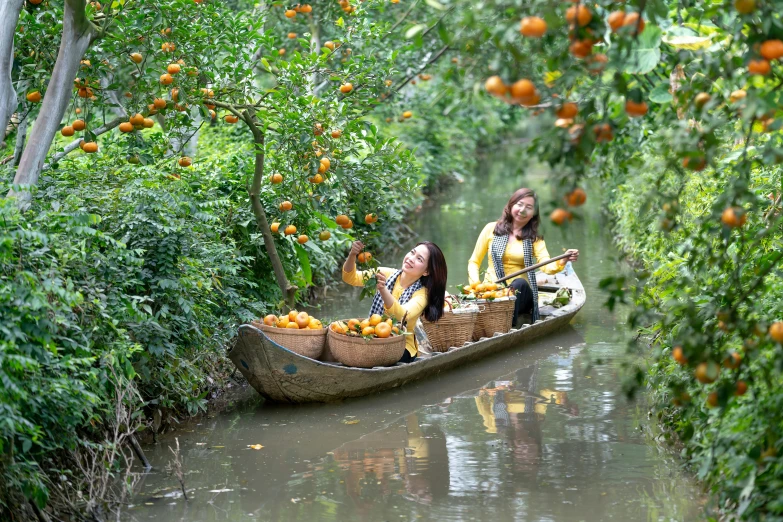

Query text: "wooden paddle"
[494, 252, 573, 284]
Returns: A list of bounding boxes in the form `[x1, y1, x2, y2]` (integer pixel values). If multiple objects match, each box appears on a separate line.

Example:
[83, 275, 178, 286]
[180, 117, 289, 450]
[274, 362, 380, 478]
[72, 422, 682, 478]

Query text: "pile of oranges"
[330, 314, 401, 339]
[460, 282, 514, 300]
[262, 310, 323, 330]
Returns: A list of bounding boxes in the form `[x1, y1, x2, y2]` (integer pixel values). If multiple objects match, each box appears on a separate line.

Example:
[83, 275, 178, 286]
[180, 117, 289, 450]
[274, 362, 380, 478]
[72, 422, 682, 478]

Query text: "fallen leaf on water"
[212, 446, 225, 448]
[342, 419, 360, 425]
[248, 444, 264, 450]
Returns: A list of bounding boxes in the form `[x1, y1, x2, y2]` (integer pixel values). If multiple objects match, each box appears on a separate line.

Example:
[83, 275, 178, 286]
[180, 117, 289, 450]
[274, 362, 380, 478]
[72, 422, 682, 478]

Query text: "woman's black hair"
[494, 187, 542, 241]
[416, 241, 447, 323]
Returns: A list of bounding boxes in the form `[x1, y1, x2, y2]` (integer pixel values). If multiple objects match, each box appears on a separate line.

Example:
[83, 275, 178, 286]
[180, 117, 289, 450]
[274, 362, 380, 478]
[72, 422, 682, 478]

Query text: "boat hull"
[229, 270, 585, 403]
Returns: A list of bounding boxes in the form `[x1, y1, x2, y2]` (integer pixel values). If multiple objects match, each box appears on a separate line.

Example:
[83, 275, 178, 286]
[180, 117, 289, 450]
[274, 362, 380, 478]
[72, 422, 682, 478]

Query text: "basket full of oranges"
[251, 311, 326, 359]
[327, 314, 406, 368]
[460, 281, 517, 341]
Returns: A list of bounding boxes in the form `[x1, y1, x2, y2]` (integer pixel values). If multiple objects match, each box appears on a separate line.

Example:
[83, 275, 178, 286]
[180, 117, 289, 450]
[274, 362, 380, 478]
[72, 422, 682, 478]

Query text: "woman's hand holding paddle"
[559, 249, 579, 265]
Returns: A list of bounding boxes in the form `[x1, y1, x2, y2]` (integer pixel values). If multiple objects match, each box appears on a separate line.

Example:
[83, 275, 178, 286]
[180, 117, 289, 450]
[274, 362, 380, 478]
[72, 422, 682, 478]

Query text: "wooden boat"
[228, 267, 585, 403]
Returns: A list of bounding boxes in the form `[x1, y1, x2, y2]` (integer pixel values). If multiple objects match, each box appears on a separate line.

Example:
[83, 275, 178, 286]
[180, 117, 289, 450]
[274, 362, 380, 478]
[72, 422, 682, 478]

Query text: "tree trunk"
[10, 0, 96, 209]
[0, 0, 24, 144]
[243, 110, 297, 309]
[13, 114, 28, 166]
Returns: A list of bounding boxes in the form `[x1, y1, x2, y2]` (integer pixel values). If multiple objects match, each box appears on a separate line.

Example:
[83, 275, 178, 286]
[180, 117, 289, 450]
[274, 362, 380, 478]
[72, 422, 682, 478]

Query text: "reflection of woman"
[343, 240, 447, 362]
[468, 188, 579, 325]
[403, 414, 449, 504]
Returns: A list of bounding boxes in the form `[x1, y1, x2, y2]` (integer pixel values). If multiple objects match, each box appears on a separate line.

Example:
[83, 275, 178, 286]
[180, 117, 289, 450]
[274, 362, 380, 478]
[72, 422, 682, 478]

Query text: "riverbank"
[607, 162, 783, 518]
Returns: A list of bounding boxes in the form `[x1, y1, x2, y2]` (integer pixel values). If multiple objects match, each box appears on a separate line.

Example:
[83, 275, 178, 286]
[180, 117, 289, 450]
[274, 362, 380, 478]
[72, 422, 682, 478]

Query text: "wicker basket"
[421, 301, 479, 352]
[471, 296, 516, 341]
[251, 321, 326, 360]
[326, 327, 407, 368]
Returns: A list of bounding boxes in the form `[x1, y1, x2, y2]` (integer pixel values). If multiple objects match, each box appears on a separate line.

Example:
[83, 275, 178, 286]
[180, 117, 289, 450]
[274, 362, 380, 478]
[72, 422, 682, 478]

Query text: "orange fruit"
[695, 361, 719, 384]
[375, 322, 391, 338]
[607, 10, 625, 31]
[566, 5, 591, 27]
[167, 63, 181, 74]
[271, 222, 280, 233]
[335, 214, 349, 225]
[592, 123, 613, 142]
[724, 352, 742, 369]
[308, 174, 324, 184]
[566, 187, 587, 207]
[510, 79, 535, 100]
[178, 156, 192, 167]
[362, 326, 375, 336]
[295, 312, 310, 328]
[735, 380, 748, 396]
[341, 219, 353, 230]
[130, 52, 143, 63]
[706, 391, 719, 408]
[357, 252, 372, 263]
[82, 142, 98, 153]
[331, 129, 342, 138]
[153, 98, 167, 109]
[285, 9, 296, 17]
[61, 126, 75, 137]
[340, 83, 353, 93]
[224, 114, 239, 124]
[402, 111, 413, 119]
[485, 76, 507, 97]
[730, 89, 747, 103]
[748, 59, 771, 75]
[721, 207, 746, 228]
[72, 119, 86, 131]
[288, 32, 297, 39]
[672, 346, 688, 365]
[160, 73, 174, 85]
[622, 12, 645, 33]
[308, 318, 322, 329]
[277, 316, 290, 327]
[769, 321, 783, 342]
[324, 41, 335, 51]
[360, 319, 371, 330]
[550, 208, 572, 226]
[319, 230, 331, 240]
[760, 39, 783, 60]
[297, 235, 308, 244]
[682, 156, 706, 171]
[569, 40, 593, 59]
[734, 0, 756, 13]
[694, 92, 711, 108]
[26, 91, 41, 103]
[320, 157, 331, 170]
[279, 200, 293, 211]
[286, 321, 299, 329]
[347, 318, 361, 332]
[270, 173, 283, 184]
[625, 99, 648, 117]
[284, 224, 297, 236]
[119, 122, 134, 133]
[278, 48, 286, 56]
[557, 102, 578, 119]
[369, 314, 383, 327]
[129, 113, 144, 126]
[263, 314, 277, 326]
[364, 213, 378, 224]
[288, 310, 298, 321]
[519, 16, 547, 38]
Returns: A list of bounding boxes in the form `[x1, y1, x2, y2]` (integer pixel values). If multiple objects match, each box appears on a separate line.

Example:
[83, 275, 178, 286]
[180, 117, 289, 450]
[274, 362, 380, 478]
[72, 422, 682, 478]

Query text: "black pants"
[399, 350, 417, 363]
[510, 277, 534, 326]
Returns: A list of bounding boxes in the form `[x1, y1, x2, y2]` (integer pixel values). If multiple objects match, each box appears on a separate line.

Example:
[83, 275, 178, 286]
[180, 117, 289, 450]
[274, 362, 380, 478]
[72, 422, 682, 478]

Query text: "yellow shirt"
[342, 266, 427, 358]
[468, 222, 564, 285]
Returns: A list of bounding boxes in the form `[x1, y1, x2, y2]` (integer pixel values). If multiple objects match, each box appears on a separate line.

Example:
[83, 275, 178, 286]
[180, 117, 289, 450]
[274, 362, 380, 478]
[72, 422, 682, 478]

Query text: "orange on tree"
[61, 126, 75, 137]
[72, 119, 86, 131]
[402, 111, 413, 119]
[357, 252, 372, 263]
[279, 200, 293, 211]
[308, 173, 324, 183]
[278, 48, 286, 56]
[485, 75, 507, 97]
[324, 41, 335, 51]
[593, 123, 613, 142]
[224, 114, 239, 124]
[287, 32, 297, 39]
[730, 89, 747, 103]
[365, 213, 378, 224]
[736, 380, 748, 396]
[607, 11, 625, 32]
[82, 142, 98, 153]
[519, 16, 547, 38]
[721, 207, 747, 228]
[625, 99, 648, 117]
[285, 9, 296, 18]
[331, 129, 342, 138]
[724, 352, 742, 369]
[550, 208, 572, 226]
[340, 83, 353, 93]
[672, 346, 688, 365]
[284, 224, 297, 236]
[682, 155, 706, 171]
[694, 92, 711, 108]
[26, 91, 42, 103]
[556, 102, 578, 119]
[130, 113, 145, 126]
[167, 63, 181, 74]
[335, 214, 349, 226]
[695, 361, 719, 384]
[769, 321, 783, 342]
[760, 39, 783, 60]
[707, 391, 719, 408]
[566, 187, 587, 206]
[341, 218, 354, 229]
[622, 12, 645, 33]
[569, 40, 593, 59]
[318, 230, 331, 241]
[748, 59, 771, 75]
[153, 98, 167, 109]
[270, 222, 281, 233]
[734, 0, 756, 13]
[119, 122, 134, 133]
[510, 79, 536, 101]
[178, 156, 192, 167]
[565, 5, 592, 27]
[297, 235, 308, 244]
[270, 173, 283, 184]
[130, 52, 143, 63]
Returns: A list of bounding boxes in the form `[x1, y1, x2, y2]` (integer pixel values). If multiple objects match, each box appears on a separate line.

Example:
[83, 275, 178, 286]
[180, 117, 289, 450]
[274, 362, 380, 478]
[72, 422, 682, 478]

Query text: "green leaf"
[662, 34, 713, 50]
[649, 81, 672, 104]
[424, 0, 446, 10]
[624, 25, 662, 74]
[260, 58, 271, 71]
[336, 17, 344, 28]
[294, 243, 312, 286]
[405, 24, 428, 39]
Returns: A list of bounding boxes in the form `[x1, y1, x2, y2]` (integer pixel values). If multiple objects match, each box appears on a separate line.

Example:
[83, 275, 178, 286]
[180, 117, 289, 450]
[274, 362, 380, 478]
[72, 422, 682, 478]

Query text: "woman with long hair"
[343, 240, 447, 363]
[467, 188, 579, 326]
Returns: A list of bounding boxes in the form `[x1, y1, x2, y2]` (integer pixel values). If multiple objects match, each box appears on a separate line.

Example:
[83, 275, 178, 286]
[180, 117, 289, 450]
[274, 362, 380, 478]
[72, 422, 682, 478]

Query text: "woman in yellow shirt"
[343, 240, 447, 362]
[468, 187, 579, 326]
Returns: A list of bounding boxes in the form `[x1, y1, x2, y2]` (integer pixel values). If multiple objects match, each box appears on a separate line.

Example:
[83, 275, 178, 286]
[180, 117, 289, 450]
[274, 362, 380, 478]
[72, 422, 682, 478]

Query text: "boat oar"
[494, 252, 572, 285]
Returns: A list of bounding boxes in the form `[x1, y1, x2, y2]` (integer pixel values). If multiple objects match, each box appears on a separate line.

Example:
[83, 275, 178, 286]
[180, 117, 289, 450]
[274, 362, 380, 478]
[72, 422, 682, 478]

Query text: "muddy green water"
[126, 158, 704, 521]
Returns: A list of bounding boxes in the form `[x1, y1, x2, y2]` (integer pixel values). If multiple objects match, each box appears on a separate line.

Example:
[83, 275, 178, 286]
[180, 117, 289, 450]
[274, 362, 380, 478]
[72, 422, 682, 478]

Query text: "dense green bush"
[608, 155, 783, 517]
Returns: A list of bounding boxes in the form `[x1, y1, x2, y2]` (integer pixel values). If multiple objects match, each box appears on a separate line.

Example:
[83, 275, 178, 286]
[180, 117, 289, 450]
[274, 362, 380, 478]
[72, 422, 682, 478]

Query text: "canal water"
[125, 158, 705, 521]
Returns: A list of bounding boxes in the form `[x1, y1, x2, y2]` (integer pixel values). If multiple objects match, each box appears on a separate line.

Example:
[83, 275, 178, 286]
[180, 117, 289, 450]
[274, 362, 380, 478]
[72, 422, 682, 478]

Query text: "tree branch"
[42, 116, 124, 169]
